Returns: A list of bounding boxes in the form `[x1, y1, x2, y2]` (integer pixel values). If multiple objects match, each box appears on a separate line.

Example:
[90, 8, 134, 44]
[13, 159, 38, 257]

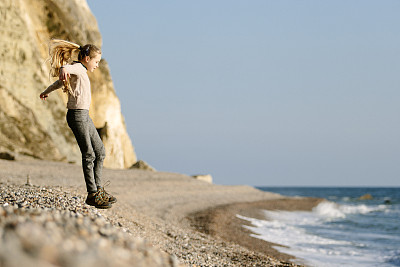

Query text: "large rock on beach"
[192, 174, 213, 184]
[130, 160, 157, 171]
[0, 0, 136, 168]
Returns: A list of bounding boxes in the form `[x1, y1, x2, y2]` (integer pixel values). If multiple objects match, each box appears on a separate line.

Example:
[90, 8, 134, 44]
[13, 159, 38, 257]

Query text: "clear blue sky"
[87, 1, 400, 186]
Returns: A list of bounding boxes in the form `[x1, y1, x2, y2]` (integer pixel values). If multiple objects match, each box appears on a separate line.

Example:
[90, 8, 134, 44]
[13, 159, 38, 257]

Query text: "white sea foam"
[236, 201, 394, 267]
[309, 201, 388, 223]
[312, 201, 346, 219]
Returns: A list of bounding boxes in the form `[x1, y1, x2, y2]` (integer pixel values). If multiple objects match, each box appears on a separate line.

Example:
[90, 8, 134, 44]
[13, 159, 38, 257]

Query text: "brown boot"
[85, 189, 112, 209]
[98, 181, 117, 204]
[104, 189, 117, 204]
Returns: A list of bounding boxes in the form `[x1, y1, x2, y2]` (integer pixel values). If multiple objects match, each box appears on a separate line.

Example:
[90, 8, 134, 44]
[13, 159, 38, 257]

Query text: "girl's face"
[83, 53, 102, 72]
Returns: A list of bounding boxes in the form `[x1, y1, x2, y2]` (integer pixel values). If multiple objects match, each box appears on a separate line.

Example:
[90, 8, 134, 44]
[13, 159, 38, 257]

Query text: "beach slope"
[0, 159, 319, 266]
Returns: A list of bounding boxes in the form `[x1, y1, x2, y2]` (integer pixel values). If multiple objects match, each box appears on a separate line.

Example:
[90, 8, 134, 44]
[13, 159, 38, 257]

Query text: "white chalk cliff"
[0, 0, 137, 168]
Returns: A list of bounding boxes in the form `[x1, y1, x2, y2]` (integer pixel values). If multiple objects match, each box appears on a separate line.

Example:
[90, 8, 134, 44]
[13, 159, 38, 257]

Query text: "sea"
[237, 187, 400, 267]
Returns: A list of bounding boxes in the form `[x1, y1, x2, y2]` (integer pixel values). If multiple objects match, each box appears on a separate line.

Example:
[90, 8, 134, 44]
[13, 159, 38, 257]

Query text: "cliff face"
[0, 0, 137, 168]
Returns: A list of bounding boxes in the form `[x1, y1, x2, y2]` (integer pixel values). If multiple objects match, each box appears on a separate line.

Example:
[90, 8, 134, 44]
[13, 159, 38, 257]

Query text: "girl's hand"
[59, 67, 71, 81]
[40, 92, 48, 100]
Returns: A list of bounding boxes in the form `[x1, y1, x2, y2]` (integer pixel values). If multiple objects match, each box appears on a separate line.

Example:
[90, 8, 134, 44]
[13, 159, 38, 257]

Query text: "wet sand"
[188, 198, 324, 263]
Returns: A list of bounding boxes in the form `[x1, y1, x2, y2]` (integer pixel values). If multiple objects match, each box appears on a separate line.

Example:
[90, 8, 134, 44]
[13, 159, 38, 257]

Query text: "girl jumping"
[40, 39, 116, 209]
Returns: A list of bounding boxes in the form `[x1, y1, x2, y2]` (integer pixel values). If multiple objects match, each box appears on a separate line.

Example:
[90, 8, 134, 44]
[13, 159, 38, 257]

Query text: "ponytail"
[48, 39, 101, 95]
[48, 39, 80, 78]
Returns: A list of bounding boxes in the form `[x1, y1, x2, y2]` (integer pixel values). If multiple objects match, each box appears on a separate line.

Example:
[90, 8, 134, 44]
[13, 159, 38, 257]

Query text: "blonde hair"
[48, 39, 101, 94]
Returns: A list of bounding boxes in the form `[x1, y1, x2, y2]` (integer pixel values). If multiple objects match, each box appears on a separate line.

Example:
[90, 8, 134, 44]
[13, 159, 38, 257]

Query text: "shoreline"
[188, 197, 324, 264]
[0, 159, 322, 266]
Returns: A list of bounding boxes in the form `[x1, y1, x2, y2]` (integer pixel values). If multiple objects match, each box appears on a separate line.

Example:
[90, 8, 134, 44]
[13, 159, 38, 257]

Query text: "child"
[40, 39, 116, 209]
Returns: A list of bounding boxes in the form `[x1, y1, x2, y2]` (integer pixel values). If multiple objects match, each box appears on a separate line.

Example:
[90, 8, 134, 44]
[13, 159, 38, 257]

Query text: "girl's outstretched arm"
[40, 80, 63, 100]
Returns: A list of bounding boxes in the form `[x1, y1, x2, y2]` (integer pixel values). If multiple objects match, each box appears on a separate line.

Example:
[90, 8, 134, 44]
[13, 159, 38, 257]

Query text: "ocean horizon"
[239, 187, 400, 267]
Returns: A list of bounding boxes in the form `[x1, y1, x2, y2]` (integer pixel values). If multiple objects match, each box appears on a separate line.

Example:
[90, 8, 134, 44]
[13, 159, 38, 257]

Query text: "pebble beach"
[0, 159, 321, 266]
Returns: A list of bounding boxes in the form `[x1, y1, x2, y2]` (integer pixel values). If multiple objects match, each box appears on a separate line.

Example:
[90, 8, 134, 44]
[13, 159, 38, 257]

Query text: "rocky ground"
[0, 159, 307, 266]
[0, 183, 177, 267]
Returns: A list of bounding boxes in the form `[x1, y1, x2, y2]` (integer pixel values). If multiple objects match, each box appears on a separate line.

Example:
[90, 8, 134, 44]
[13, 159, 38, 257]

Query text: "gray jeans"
[67, 109, 105, 193]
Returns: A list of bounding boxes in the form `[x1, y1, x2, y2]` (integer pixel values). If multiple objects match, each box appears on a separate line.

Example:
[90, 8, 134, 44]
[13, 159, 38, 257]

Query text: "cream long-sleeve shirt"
[43, 61, 91, 110]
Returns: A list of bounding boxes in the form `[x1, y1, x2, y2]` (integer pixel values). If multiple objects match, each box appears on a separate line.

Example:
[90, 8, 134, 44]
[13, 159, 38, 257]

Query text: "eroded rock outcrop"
[0, 0, 136, 168]
[130, 160, 156, 172]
